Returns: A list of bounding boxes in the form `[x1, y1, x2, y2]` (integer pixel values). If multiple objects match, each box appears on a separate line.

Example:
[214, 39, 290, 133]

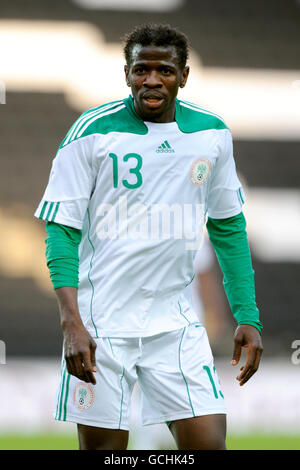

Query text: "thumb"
[231, 340, 242, 366]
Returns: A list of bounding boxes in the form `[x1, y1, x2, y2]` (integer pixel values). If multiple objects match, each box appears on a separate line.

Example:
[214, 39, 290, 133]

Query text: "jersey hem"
[85, 322, 191, 339]
[207, 207, 242, 220]
[34, 213, 83, 230]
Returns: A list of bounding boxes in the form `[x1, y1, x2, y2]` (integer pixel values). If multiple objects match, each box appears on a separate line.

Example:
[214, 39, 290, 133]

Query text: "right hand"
[63, 322, 97, 385]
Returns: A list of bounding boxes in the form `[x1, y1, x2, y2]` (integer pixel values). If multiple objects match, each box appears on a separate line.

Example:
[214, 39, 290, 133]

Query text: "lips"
[142, 92, 165, 109]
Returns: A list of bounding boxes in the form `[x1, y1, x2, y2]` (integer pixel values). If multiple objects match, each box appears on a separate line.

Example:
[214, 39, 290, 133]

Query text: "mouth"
[142, 93, 165, 109]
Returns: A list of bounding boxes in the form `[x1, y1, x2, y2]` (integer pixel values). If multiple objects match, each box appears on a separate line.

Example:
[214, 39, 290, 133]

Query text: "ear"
[124, 65, 130, 87]
[180, 66, 190, 88]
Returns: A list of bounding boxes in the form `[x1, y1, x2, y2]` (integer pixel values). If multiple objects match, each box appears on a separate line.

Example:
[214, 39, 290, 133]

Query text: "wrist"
[237, 321, 263, 335]
[60, 311, 84, 332]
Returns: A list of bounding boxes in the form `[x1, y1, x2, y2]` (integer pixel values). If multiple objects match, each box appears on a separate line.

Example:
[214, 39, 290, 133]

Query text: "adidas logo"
[156, 141, 175, 153]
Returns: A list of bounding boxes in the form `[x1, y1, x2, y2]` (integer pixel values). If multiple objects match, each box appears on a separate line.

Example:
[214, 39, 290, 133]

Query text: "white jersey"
[189, 236, 216, 323]
[35, 96, 245, 338]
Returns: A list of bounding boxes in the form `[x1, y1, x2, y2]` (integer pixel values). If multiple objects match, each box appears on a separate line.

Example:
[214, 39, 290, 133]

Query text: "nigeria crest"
[190, 158, 211, 186]
[73, 382, 94, 411]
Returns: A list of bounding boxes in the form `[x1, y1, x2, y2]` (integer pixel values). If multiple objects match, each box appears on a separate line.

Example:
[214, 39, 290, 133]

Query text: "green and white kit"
[35, 96, 244, 339]
[55, 324, 226, 430]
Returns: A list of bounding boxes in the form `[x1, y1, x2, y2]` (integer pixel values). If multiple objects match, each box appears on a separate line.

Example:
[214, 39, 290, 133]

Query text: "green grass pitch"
[0, 433, 300, 450]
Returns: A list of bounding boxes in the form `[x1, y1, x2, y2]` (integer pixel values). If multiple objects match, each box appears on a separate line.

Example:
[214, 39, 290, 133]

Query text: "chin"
[141, 106, 165, 120]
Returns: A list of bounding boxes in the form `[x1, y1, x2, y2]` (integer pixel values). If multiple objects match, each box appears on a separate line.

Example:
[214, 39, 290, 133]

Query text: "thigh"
[169, 414, 226, 450]
[77, 424, 129, 450]
[138, 324, 226, 427]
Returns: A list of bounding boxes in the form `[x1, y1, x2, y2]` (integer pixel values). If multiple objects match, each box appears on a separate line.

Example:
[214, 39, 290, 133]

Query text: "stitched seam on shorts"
[178, 327, 195, 417]
[118, 367, 125, 429]
[107, 338, 125, 430]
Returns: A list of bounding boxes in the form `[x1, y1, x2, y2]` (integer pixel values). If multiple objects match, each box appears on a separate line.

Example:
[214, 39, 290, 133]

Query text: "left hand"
[231, 325, 263, 386]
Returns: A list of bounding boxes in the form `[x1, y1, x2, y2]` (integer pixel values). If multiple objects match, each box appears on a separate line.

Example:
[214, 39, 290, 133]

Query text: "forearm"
[55, 286, 84, 330]
[45, 221, 82, 289]
[45, 221, 84, 328]
[206, 212, 263, 333]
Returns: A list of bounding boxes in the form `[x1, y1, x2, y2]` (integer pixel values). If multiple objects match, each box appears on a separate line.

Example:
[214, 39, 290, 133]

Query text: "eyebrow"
[132, 61, 177, 69]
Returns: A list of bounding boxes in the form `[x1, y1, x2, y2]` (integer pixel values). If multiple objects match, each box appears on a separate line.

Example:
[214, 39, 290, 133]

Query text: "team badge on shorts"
[190, 158, 211, 186]
[73, 382, 94, 411]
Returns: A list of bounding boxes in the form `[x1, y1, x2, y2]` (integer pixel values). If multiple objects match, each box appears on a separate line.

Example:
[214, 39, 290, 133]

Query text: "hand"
[231, 325, 263, 386]
[63, 322, 97, 385]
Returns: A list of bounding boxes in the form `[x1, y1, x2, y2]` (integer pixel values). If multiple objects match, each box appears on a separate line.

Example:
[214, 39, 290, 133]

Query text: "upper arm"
[207, 129, 245, 219]
[35, 135, 97, 230]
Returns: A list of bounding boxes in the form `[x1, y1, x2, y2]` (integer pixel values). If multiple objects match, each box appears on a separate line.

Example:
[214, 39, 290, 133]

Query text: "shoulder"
[60, 100, 125, 148]
[175, 99, 229, 133]
[60, 99, 146, 148]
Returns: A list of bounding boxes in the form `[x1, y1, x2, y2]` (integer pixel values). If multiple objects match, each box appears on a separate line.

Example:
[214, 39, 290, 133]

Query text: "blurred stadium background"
[0, 0, 300, 450]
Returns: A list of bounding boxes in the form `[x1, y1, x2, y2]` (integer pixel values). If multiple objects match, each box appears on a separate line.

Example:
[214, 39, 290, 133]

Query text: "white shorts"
[54, 323, 226, 430]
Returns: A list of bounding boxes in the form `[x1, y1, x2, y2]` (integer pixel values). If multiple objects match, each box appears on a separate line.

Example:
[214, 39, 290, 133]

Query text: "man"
[35, 24, 263, 450]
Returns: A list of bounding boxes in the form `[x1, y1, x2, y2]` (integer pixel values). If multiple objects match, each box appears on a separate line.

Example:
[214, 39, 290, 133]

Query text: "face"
[125, 44, 189, 123]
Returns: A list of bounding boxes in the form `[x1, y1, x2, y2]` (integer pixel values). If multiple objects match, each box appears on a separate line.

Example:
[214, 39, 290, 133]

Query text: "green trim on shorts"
[56, 360, 71, 421]
[57, 362, 67, 420]
[63, 373, 71, 421]
[55, 360, 65, 420]
[178, 327, 195, 417]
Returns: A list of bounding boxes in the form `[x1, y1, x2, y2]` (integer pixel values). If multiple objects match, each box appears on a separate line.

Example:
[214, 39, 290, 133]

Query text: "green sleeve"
[206, 212, 263, 333]
[45, 222, 82, 290]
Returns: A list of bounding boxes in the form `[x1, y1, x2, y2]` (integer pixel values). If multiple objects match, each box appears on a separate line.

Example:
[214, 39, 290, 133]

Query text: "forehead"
[130, 44, 179, 67]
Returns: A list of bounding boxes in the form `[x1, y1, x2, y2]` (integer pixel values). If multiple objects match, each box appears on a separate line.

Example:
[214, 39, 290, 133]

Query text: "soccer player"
[35, 24, 263, 450]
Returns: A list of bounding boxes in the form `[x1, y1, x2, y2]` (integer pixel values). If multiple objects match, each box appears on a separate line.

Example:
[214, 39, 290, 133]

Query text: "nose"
[143, 70, 162, 87]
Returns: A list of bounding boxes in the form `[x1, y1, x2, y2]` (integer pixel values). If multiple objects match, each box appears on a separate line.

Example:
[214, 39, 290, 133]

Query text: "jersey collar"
[124, 95, 184, 126]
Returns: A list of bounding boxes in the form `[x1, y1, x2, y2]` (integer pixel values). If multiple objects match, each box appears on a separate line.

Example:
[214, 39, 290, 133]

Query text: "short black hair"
[123, 23, 189, 70]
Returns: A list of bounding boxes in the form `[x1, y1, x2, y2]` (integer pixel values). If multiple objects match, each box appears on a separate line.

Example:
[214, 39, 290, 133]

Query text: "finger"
[231, 339, 242, 366]
[66, 356, 85, 381]
[237, 345, 256, 381]
[72, 354, 87, 381]
[90, 341, 97, 373]
[238, 343, 262, 380]
[65, 356, 75, 377]
[239, 346, 263, 386]
[81, 350, 97, 385]
[237, 346, 262, 385]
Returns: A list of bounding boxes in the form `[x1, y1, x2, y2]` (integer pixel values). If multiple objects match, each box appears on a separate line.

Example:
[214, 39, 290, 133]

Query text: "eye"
[134, 66, 145, 74]
[161, 68, 173, 76]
